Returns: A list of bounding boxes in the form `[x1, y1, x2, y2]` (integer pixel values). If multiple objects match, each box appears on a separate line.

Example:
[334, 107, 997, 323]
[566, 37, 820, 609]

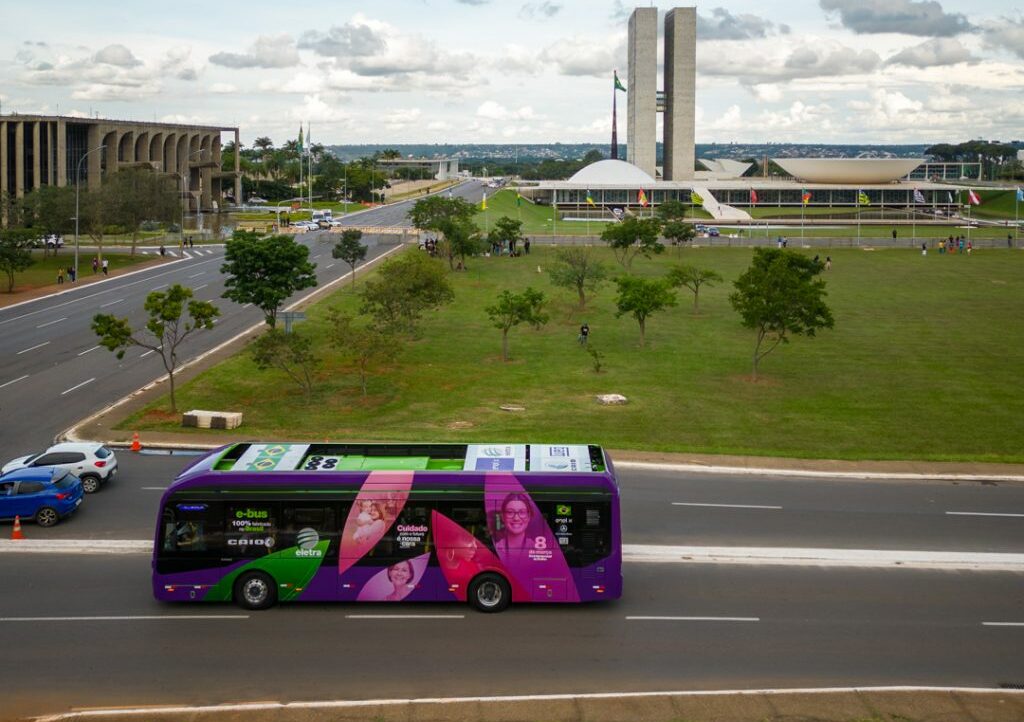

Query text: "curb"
[27, 687, 1024, 722]
[615, 460, 1024, 483]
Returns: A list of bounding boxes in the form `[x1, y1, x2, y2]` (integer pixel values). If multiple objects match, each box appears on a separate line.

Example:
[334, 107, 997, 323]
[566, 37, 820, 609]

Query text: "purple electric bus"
[153, 442, 622, 612]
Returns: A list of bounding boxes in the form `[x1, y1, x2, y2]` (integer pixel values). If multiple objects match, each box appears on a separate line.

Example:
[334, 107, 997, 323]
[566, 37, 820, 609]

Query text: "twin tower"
[626, 6, 696, 180]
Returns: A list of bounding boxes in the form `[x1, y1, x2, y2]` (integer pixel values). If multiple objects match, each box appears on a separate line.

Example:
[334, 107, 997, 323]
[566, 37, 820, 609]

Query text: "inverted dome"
[569, 159, 656, 185]
[773, 158, 923, 184]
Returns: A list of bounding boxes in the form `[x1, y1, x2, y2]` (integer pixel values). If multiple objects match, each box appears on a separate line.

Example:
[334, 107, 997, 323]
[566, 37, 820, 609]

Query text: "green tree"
[80, 184, 117, 265]
[221, 231, 317, 327]
[667, 264, 723, 314]
[359, 252, 454, 334]
[91, 284, 219, 411]
[328, 311, 401, 396]
[250, 329, 320, 403]
[485, 287, 549, 362]
[408, 195, 478, 270]
[333, 229, 368, 287]
[0, 228, 36, 292]
[661, 220, 696, 249]
[547, 247, 610, 308]
[107, 168, 180, 256]
[488, 216, 524, 254]
[655, 199, 688, 221]
[614, 276, 677, 347]
[601, 216, 664, 271]
[22, 186, 76, 258]
[729, 248, 835, 380]
[445, 216, 484, 270]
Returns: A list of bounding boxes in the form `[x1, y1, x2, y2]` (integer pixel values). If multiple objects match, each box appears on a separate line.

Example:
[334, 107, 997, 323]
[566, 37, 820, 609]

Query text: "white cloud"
[819, 0, 974, 36]
[94, 44, 141, 68]
[209, 34, 299, 69]
[476, 101, 536, 120]
[982, 16, 1024, 60]
[886, 38, 973, 67]
[539, 34, 625, 77]
[697, 8, 789, 40]
[209, 83, 237, 94]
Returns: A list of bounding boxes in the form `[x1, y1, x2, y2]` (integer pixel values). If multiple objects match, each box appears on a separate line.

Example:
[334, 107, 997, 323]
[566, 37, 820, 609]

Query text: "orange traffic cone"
[12, 515, 24, 540]
[131, 432, 141, 452]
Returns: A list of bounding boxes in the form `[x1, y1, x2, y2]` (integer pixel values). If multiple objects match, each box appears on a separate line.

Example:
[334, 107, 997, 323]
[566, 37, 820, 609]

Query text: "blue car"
[0, 468, 84, 527]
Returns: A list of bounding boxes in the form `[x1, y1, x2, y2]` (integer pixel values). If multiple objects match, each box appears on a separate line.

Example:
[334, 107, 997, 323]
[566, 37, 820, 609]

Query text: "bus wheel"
[468, 573, 511, 613]
[234, 571, 277, 610]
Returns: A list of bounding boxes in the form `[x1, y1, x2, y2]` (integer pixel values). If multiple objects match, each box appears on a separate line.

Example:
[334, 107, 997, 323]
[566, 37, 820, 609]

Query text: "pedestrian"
[776, 236, 783, 249]
[159, 244, 166, 257]
[189, 236, 194, 249]
[510, 237, 517, 255]
[578, 322, 590, 346]
[825, 256, 832, 271]
[524, 238, 531, 255]
[921, 242, 927, 256]
[1009, 233, 1014, 249]
[939, 239, 945, 255]
[92, 257, 98, 274]
[892, 229, 897, 241]
[967, 240, 972, 255]
[68, 265, 76, 283]
[101, 258, 109, 276]
[57, 267, 64, 284]
[958, 238, 965, 254]
[813, 254, 820, 264]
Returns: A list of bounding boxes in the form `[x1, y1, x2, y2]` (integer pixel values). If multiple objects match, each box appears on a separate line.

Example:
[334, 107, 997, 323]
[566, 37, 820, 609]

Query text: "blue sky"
[2, 0, 1022, 147]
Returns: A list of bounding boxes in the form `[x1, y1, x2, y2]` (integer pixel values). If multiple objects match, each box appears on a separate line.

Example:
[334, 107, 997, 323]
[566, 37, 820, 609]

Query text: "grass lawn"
[728, 224, 1014, 240]
[125, 245, 1024, 463]
[3, 250, 157, 294]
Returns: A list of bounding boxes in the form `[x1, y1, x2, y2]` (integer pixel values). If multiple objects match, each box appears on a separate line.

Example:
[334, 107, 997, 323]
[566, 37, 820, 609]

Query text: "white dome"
[568, 159, 656, 185]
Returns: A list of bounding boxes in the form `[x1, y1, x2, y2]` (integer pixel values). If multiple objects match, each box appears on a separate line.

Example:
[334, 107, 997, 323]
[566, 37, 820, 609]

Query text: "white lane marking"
[345, 614, 464, 619]
[140, 346, 162, 359]
[982, 621, 1024, 627]
[673, 502, 783, 510]
[188, 271, 205, 278]
[16, 341, 50, 354]
[152, 283, 168, 291]
[627, 616, 760, 622]
[99, 298, 124, 308]
[60, 377, 96, 396]
[142, 486, 168, 490]
[946, 511, 1024, 518]
[622, 544, 1024, 571]
[0, 374, 29, 389]
[78, 345, 101, 356]
[0, 615, 247, 622]
[241, 303, 252, 308]
[326, 263, 335, 269]
[193, 283, 208, 291]
[36, 316, 67, 329]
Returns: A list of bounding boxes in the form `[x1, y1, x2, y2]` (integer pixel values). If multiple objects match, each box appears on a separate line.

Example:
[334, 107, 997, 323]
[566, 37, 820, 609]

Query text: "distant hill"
[326, 143, 933, 163]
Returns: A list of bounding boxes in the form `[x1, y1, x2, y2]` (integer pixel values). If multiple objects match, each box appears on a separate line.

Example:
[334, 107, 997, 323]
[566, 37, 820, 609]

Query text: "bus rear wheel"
[234, 571, 277, 610]
[468, 573, 511, 613]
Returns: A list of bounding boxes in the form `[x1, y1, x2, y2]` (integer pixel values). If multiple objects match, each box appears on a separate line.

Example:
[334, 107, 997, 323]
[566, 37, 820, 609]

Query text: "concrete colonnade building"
[626, 6, 696, 181]
[0, 115, 241, 216]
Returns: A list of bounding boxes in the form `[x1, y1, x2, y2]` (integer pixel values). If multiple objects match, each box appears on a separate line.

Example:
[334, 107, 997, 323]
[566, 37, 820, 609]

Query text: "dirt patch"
[447, 421, 474, 430]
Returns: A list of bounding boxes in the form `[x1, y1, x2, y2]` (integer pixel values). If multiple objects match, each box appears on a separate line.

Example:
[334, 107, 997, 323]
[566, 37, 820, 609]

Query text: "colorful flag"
[585, 190, 596, 206]
[749, 189, 758, 205]
[638, 188, 649, 207]
[801, 189, 812, 205]
[690, 191, 703, 205]
[967, 189, 981, 206]
[1016, 188, 1023, 202]
[913, 189, 926, 204]
[857, 190, 870, 206]
[481, 192, 487, 211]
[614, 71, 626, 92]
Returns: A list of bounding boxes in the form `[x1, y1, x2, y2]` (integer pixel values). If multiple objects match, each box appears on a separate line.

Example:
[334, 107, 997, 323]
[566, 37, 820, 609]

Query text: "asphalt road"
[0, 180, 488, 463]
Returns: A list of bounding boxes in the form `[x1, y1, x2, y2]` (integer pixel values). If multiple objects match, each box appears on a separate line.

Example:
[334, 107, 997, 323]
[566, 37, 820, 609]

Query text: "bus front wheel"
[234, 571, 277, 610]
[468, 573, 511, 613]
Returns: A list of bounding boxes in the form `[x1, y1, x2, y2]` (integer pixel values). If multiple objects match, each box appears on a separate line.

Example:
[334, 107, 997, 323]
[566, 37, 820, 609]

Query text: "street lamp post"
[74, 145, 107, 282]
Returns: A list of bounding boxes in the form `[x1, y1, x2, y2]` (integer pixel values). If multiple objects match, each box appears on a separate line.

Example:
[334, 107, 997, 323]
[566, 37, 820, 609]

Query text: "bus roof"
[177, 442, 609, 481]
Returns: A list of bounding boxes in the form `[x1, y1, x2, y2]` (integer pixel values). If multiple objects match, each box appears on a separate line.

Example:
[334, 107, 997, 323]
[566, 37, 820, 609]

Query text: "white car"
[2, 442, 118, 494]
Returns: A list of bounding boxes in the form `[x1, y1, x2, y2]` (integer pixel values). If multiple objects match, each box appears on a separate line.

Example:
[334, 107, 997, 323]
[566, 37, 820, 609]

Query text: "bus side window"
[535, 501, 611, 566]
[279, 504, 341, 563]
[446, 504, 490, 545]
[363, 505, 431, 559]
[225, 503, 279, 557]
[161, 503, 223, 554]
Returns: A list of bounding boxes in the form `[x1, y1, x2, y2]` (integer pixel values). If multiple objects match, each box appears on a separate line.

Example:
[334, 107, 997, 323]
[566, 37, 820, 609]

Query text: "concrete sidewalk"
[26, 687, 1024, 722]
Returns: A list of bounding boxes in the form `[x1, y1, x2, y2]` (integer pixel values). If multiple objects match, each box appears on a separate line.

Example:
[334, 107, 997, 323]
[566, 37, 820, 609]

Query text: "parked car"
[0, 467, 84, 527]
[328, 219, 344, 228]
[707, 227, 721, 237]
[1, 442, 118, 494]
[695, 224, 708, 234]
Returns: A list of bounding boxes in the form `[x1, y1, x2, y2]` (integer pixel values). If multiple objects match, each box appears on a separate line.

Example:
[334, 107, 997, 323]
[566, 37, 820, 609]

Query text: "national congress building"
[0, 114, 242, 213]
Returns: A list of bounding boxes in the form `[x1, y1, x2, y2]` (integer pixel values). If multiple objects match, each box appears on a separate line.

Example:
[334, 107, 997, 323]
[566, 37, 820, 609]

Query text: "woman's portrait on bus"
[352, 501, 386, 545]
[384, 559, 417, 602]
[491, 492, 536, 557]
